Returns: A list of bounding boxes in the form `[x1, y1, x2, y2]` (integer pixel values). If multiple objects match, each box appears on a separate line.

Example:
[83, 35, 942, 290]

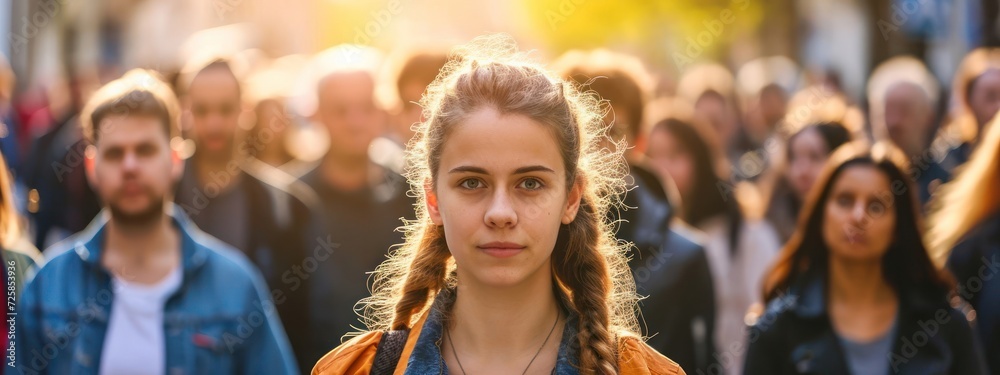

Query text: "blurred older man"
[292, 45, 413, 366]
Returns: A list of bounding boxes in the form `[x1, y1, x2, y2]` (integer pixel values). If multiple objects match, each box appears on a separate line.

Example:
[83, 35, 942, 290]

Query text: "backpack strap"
[371, 329, 410, 375]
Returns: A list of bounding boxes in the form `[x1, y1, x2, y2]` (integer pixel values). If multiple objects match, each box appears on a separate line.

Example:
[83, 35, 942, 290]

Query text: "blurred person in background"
[383, 49, 449, 147]
[554, 49, 717, 373]
[867, 56, 948, 205]
[0, 55, 23, 182]
[23, 45, 103, 250]
[781, 84, 866, 143]
[19, 70, 298, 374]
[746, 142, 986, 375]
[174, 56, 319, 371]
[732, 56, 800, 182]
[935, 47, 1000, 172]
[244, 54, 316, 178]
[0, 151, 43, 374]
[927, 113, 1000, 375]
[292, 45, 413, 366]
[676, 63, 741, 177]
[645, 117, 781, 375]
[765, 122, 851, 244]
[369, 48, 449, 194]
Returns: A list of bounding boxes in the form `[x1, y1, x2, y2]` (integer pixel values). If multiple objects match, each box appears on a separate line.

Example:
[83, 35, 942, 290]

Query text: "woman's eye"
[519, 178, 543, 190]
[868, 201, 887, 216]
[459, 179, 483, 190]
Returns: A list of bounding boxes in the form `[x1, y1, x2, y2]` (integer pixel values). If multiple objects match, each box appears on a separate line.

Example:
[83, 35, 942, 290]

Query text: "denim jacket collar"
[404, 289, 580, 375]
[71, 204, 211, 280]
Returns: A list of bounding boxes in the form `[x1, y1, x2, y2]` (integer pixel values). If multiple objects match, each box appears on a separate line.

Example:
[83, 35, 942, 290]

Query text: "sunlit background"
[3, 0, 991, 102]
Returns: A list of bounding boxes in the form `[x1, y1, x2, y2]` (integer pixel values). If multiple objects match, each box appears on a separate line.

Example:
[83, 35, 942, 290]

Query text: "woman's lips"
[478, 242, 526, 258]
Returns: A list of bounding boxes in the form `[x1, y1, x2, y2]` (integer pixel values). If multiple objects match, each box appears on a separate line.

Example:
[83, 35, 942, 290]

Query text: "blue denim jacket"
[402, 290, 580, 375]
[17, 207, 299, 374]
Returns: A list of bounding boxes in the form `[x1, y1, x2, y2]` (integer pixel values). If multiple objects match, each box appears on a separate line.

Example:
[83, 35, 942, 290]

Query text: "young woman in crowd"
[745, 142, 987, 375]
[311, 35, 684, 375]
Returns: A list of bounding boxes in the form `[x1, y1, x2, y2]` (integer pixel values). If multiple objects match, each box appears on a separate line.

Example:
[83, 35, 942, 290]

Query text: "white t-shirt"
[99, 266, 183, 375]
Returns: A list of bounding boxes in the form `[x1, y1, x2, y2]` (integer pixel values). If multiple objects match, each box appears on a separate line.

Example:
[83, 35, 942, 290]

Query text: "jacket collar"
[790, 269, 947, 319]
[403, 288, 579, 375]
[72, 204, 211, 279]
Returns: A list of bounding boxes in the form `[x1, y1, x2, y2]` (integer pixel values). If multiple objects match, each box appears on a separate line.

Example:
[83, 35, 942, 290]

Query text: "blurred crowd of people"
[1, 28, 999, 375]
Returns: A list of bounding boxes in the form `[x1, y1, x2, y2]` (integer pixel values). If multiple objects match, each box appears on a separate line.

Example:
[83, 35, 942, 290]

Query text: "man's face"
[314, 71, 385, 160]
[87, 115, 181, 223]
[882, 82, 934, 156]
[186, 67, 242, 161]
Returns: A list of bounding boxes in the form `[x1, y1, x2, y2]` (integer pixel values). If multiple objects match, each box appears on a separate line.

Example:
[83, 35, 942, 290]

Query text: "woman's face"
[822, 165, 896, 263]
[646, 128, 694, 199]
[427, 108, 581, 287]
[787, 128, 830, 200]
[969, 69, 1000, 133]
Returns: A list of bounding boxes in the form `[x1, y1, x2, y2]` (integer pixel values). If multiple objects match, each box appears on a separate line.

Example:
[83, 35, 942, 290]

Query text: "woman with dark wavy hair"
[744, 141, 986, 375]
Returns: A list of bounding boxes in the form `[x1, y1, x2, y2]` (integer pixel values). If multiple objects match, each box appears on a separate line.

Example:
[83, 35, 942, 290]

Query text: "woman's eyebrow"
[447, 165, 556, 175]
[449, 166, 489, 174]
[513, 165, 556, 174]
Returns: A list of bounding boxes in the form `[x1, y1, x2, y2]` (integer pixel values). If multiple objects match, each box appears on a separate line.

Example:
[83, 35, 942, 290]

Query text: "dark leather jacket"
[617, 163, 717, 374]
[744, 272, 987, 375]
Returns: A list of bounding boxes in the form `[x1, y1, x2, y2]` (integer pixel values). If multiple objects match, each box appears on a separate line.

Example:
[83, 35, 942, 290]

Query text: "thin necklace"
[446, 310, 561, 375]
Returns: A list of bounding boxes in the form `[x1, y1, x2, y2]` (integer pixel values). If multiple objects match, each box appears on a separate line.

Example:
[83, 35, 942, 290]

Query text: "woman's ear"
[425, 180, 443, 226]
[561, 178, 582, 224]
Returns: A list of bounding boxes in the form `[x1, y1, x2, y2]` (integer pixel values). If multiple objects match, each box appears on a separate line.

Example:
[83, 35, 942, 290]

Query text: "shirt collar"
[404, 289, 580, 375]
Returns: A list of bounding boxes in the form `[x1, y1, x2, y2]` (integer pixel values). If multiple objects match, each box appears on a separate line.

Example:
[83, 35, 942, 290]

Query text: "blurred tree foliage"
[518, 0, 763, 71]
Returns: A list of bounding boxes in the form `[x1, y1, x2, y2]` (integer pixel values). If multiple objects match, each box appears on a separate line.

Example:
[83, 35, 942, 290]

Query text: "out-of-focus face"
[968, 69, 1000, 135]
[252, 99, 290, 162]
[314, 71, 384, 160]
[646, 127, 694, 200]
[427, 108, 580, 288]
[186, 67, 242, 162]
[882, 82, 934, 157]
[787, 128, 830, 200]
[822, 165, 896, 264]
[694, 93, 735, 150]
[87, 115, 181, 223]
[759, 85, 788, 130]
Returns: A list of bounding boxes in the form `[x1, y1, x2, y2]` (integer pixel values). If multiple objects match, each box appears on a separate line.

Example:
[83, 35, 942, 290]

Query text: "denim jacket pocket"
[188, 316, 241, 373]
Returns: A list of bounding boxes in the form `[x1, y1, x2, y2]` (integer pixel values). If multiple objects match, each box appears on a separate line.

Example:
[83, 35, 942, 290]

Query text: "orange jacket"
[312, 311, 686, 375]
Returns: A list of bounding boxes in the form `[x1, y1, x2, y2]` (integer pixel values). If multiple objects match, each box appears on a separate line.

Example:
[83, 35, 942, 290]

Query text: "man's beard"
[108, 193, 166, 227]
